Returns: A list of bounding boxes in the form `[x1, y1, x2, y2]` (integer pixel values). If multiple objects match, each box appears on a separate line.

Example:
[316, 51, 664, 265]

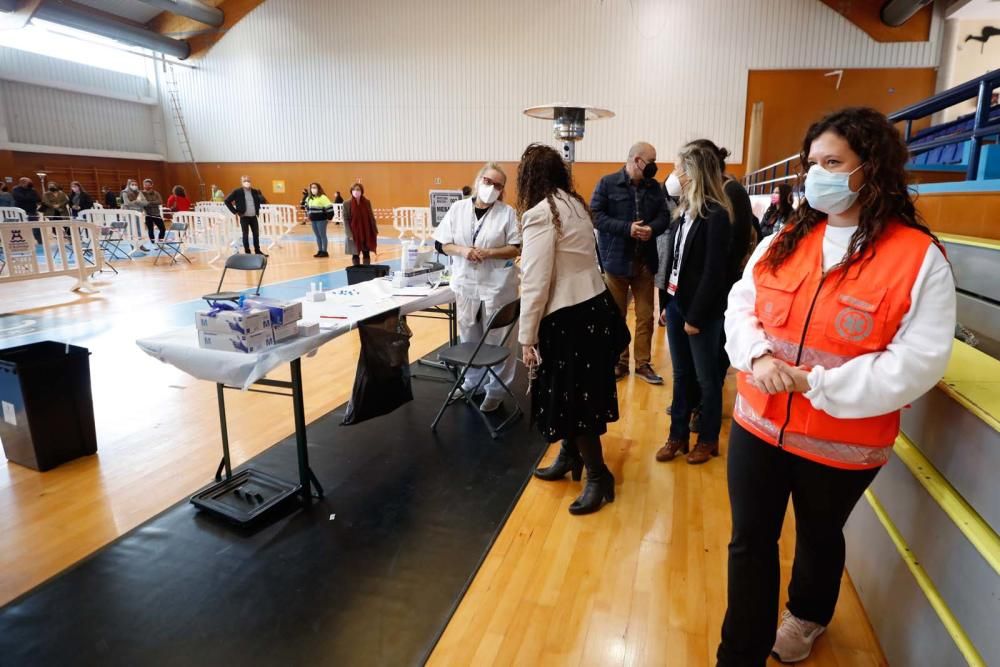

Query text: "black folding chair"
[99, 221, 133, 263]
[154, 222, 192, 266]
[430, 298, 522, 439]
[202, 253, 267, 304]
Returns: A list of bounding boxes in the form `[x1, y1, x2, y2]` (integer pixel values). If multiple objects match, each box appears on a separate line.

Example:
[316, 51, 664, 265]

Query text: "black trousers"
[240, 215, 261, 252]
[717, 423, 880, 667]
[145, 215, 166, 242]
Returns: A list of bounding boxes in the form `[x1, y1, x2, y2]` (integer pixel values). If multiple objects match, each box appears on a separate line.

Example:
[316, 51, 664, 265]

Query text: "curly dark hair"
[760, 107, 937, 277]
[763, 183, 793, 220]
[515, 143, 590, 228]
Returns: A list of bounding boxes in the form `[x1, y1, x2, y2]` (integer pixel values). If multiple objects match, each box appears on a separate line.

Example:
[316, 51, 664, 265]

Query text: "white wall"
[0, 45, 164, 159]
[167, 0, 944, 164]
[936, 18, 1000, 123]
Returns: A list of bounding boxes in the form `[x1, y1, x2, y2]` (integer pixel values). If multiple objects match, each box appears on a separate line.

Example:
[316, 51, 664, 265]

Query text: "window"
[3, 20, 150, 76]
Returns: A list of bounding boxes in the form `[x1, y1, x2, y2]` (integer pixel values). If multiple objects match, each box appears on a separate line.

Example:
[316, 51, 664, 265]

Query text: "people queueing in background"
[461, 185, 472, 199]
[717, 108, 956, 666]
[120, 179, 143, 217]
[69, 181, 94, 218]
[301, 182, 335, 258]
[657, 142, 734, 466]
[12, 177, 42, 241]
[333, 190, 344, 204]
[40, 182, 71, 218]
[433, 162, 521, 414]
[0, 183, 14, 207]
[211, 183, 225, 202]
[518, 143, 630, 515]
[760, 183, 794, 238]
[591, 141, 670, 385]
[343, 183, 377, 265]
[166, 185, 192, 213]
[102, 186, 118, 209]
[224, 176, 268, 256]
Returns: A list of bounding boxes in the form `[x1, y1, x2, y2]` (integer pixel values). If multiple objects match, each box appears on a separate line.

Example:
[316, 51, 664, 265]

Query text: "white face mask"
[477, 182, 499, 205]
[665, 172, 683, 198]
[804, 163, 863, 215]
[242, 182, 251, 189]
[129, 184, 138, 191]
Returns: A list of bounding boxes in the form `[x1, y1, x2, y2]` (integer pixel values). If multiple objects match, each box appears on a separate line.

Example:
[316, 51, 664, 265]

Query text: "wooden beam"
[147, 0, 264, 59]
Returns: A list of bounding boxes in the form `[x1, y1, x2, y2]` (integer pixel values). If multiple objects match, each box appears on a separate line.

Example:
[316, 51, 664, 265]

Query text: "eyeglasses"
[482, 176, 505, 190]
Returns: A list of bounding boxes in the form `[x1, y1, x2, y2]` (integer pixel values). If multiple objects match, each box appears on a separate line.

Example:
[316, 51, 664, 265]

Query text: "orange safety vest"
[734, 220, 933, 470]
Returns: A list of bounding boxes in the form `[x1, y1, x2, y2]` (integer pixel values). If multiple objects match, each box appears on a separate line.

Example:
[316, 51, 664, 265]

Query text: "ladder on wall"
[163, 62, 206, 200]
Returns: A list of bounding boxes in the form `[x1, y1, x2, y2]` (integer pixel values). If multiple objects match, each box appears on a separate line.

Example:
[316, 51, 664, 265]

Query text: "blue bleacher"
[908, 105, 1000, 168]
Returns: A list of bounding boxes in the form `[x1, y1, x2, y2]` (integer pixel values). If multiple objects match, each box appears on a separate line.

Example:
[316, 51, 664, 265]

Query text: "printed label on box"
[195, 308, 272, 336]
[2, 401, 15, 426]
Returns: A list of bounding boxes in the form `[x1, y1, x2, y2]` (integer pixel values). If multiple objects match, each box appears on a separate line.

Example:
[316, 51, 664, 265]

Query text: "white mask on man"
[242, 181, 251, 189]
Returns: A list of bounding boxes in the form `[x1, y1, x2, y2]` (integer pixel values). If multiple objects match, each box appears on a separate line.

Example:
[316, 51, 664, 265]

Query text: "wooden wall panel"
[6, 151, 167, 196]
[918, 192, 1000, 241]
[744, 68, 938, 169]
[818, 0, 933, 43]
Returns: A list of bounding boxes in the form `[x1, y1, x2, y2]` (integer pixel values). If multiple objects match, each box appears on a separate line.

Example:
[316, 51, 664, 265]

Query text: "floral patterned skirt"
[532, 290, 630, 443]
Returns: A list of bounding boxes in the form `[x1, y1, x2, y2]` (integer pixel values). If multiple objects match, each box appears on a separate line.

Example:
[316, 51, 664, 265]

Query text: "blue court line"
[0, 258, 402, 349]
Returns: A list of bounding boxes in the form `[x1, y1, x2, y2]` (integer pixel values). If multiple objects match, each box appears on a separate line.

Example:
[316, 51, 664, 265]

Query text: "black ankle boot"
[534, 441, 583, 482]
[569, 468, 615, 515]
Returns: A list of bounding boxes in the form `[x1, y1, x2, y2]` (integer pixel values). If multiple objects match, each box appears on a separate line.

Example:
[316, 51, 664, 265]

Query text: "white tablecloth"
[136, 280, 454, 390]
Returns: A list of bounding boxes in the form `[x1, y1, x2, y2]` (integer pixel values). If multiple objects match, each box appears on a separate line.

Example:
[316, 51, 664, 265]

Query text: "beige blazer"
[518, 190, 606, 346]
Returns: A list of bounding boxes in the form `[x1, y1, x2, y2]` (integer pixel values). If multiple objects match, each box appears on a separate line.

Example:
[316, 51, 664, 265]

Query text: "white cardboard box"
[273, 321, 299, 342]
[298, 320, 320, 336]
[195, 308, 272, 336]
[198, 329, 275, 353]
[243, 297, 303, 326]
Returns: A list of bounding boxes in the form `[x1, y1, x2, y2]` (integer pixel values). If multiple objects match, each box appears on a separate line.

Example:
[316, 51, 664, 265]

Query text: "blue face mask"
[804, 163, 864, 215]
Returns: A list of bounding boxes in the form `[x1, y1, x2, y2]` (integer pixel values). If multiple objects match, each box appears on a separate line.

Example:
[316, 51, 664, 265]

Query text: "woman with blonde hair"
[433, 162, 521, 412]
[657, 141, 733, 465]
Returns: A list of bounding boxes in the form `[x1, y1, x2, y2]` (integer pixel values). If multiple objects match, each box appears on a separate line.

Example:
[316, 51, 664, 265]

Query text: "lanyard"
[471, 205, 491, 247]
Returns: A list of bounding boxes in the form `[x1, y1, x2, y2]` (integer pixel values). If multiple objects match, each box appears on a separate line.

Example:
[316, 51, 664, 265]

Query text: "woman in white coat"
[433, 162, 522, 413]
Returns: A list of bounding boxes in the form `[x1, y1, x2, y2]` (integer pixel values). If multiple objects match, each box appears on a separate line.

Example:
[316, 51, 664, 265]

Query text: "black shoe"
[319, 251, 329, 257]
[569, 468, 615, 515]
[255, 249, 268, 257]
[534, 442, 584, 482]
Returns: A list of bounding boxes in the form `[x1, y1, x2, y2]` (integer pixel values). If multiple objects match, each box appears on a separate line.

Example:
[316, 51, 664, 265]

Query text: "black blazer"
[662, 201, 732, 329]
[224, 187, 267, 215]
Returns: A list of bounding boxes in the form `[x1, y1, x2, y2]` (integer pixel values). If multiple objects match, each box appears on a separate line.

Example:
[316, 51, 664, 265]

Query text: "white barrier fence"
[0, 216, 104, 292]
[79, 209, 146, 252]
[172, 211, 230, 262]
[392, 207, 432, 244]
[259, 204, 297, 251]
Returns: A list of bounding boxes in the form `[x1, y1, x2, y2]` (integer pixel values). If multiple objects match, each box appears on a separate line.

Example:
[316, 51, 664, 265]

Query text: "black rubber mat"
[0, 360, 546, 666]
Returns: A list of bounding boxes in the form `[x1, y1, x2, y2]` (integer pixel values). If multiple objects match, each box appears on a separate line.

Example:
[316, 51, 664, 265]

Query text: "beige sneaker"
[771, 610, 826, 663]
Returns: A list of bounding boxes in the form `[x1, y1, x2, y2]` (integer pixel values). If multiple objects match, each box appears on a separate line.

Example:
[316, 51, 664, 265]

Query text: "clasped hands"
[463, 246, 493, 262]
[749, 353, 811, 395]
[630, 220, 652, 242]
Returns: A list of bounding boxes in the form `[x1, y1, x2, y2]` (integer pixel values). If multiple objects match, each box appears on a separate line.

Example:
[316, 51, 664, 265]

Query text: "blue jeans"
[311, 219, 329, 252]
[665, 298, 724, 443]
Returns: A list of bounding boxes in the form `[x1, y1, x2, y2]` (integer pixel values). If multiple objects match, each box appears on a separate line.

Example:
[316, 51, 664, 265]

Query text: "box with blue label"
[273, 321, 298, 342]
[195, 307, 272, 336]
[243, 297, 303, 326]
[198, 329, 275, 353]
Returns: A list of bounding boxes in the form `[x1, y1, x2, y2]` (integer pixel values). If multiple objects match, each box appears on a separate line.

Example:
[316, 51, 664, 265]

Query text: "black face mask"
[642, 160, 658, 180]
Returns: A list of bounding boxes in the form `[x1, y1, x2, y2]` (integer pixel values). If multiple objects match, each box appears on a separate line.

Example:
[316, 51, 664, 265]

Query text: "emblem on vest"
[834, 307, 873, 342]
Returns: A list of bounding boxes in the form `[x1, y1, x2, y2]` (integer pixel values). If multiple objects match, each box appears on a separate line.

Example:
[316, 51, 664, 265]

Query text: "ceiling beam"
[135, 0, 222, 28]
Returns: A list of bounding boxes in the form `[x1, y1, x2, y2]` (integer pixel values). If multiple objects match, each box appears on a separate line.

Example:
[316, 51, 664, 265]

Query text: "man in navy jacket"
[591, 142, 670, 383]
[225, 176, 269, 255]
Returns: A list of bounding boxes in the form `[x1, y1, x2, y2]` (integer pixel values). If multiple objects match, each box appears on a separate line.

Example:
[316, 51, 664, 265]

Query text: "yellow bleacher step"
[937, 232, 1000, 252]
[939, 341, 1000, 433]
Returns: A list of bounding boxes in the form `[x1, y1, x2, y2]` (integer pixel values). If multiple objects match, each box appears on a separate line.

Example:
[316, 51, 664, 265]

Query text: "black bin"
[346, 264, 391, 285]
[0, 341, 97, 471]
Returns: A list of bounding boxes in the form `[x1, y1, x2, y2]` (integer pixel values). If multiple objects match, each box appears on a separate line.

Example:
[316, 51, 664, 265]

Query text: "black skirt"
[531, 290, 631, 443]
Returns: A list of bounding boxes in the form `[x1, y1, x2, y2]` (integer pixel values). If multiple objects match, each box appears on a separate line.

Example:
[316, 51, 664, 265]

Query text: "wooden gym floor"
[0, 228, 886, 666]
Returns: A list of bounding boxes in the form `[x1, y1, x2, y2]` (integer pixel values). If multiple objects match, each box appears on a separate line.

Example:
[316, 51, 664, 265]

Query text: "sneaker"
[480, 395, 503, 413]
[635, 364, 664, 385]
[771, 610, 826, 664]
[614, 363, 630, 381]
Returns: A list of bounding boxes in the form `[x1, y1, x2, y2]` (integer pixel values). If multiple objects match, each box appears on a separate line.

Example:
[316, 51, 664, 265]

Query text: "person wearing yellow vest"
[301, 182, 335, 258]
[716, 108, 955, 666]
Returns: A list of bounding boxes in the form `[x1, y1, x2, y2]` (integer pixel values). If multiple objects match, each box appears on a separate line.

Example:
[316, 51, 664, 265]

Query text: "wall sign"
[429, 190, 463, 228]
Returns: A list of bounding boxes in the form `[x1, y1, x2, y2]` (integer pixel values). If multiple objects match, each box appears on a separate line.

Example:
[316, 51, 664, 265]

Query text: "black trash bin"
[346, 264, 391, 285]
[0, 341, 97, 471]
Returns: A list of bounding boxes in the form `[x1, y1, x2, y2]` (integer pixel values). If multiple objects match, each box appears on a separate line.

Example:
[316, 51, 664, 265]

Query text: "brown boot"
[686, 441, 720, 465]
[614, 363, 630, 381]
[656, 438, 689, 462]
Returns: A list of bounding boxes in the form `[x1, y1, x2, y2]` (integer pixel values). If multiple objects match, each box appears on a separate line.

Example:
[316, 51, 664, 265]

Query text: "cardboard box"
[195, 307, 272, 336]
[298, 321, 320, 336]
[198, 329, 275, 354]
[243, 297, 303, 326]
[273, 321, 298, 342]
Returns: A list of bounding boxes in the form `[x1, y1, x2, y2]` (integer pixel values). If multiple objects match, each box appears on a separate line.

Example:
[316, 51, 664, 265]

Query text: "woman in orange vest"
[716, 107, 956, 666]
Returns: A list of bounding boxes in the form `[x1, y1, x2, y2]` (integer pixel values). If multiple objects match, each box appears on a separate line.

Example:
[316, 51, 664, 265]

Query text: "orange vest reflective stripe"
[733, 221, 933, 469]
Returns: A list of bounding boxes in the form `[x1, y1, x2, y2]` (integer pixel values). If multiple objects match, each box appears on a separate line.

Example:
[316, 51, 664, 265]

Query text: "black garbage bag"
[342, 309, 414, 425]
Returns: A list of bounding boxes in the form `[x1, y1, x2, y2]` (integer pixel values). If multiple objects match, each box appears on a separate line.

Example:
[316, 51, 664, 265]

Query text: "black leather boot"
[569, 434, 615, 515]
[533, 440, 583, 482]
